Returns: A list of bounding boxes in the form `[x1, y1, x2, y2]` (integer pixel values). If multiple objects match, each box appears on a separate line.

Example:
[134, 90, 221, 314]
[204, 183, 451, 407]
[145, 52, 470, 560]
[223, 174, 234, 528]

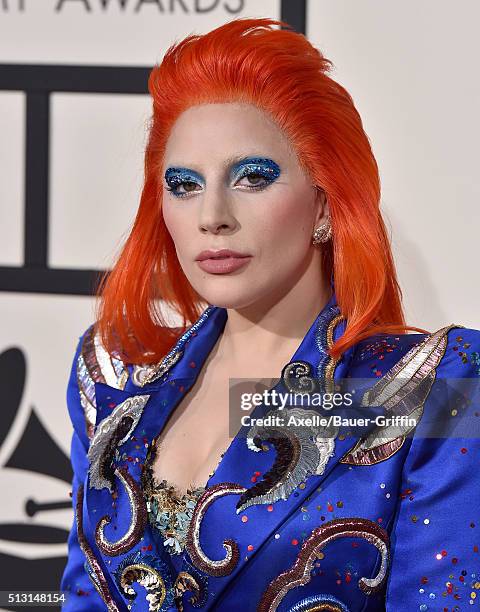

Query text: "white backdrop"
[0, 0, 478, 599]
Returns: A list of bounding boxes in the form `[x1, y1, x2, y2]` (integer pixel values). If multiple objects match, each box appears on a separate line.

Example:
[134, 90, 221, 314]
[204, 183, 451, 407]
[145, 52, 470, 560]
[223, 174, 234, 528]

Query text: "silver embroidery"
[132, 350, 183, 387]
[87, 395, 150, 492]
[76, 325, 130, 440]
[239, 407, 337, 513]
[341, 324, 460, 465]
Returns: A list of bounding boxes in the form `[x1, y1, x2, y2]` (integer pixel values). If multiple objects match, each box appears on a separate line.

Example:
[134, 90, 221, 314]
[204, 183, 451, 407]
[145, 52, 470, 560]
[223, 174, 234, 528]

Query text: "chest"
[149, 367, 233, 495]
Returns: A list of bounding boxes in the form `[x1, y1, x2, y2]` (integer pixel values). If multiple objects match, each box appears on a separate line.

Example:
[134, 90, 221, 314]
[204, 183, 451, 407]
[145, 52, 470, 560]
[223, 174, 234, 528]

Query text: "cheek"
[162, 202, 189, 252]
[257, 192, 313, 250]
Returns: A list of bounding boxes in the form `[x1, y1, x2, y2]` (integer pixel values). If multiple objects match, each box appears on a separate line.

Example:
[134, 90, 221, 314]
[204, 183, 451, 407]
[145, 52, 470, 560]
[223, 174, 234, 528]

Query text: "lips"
[195, 249, 250, 261]
[195, 249, 252, 274]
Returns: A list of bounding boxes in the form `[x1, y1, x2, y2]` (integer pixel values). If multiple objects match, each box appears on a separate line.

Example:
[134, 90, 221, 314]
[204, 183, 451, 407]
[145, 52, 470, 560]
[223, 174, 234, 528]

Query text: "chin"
[191, 277, 262, 310]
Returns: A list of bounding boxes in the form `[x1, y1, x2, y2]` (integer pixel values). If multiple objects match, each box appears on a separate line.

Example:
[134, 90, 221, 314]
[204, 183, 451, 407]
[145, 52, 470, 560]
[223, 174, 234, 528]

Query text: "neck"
[215, 265, 333, 374]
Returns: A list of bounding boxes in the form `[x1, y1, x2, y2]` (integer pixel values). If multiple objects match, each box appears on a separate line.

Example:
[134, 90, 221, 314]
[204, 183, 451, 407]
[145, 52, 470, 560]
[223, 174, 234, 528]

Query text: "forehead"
[163, 102, 298, 169]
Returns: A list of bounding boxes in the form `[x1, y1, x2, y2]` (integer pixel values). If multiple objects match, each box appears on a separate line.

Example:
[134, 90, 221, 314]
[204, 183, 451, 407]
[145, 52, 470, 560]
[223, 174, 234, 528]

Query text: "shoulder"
[74, 323, 128, 440]
[435, 325, 480, 377]
[349, 323, 480, 380]
[72, 323, 183, 441]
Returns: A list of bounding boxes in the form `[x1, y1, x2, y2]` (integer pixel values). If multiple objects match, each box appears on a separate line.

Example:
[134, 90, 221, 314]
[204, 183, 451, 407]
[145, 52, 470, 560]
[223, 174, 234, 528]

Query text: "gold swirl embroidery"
[95, 466, 147, 556]
[118, 563, 167, 611]
[173, 571, 207, 611]
[324, 314, 344, 394]
[185, 482, 247, 576]
[258, 517, 390, 612]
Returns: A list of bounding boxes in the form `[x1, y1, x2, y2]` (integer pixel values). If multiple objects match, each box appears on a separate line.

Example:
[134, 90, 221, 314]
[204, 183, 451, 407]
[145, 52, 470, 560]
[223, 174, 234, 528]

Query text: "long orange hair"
[95, 17, 429, 365]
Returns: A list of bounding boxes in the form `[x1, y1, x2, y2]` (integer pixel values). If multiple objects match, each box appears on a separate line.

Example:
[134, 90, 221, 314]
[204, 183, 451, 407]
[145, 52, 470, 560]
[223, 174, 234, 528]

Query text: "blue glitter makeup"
[164, 156, 281, 198]
[231, 157, 281, 182]
[231, 157, 281, 190]
[164, 167, 204, 198]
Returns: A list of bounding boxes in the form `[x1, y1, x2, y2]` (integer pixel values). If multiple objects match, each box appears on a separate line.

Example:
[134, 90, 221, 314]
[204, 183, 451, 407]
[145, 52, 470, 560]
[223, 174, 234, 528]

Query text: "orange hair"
[95, 17, 429, 365]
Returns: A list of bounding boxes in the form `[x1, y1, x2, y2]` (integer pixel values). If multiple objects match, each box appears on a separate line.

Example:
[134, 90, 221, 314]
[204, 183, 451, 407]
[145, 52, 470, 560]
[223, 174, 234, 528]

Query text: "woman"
[60, 17, 480, 611]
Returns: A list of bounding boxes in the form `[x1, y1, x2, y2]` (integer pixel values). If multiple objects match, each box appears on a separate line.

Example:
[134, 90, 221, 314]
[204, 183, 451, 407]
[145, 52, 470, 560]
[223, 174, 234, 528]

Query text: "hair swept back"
[95, 16, 428, 365]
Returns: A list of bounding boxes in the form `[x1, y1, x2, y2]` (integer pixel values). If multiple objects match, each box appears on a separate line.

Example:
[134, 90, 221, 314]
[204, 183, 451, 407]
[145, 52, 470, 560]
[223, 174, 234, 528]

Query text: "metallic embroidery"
[76, 324, 129, 440]
[132, 306, 215, 387]
[239, 305, 343, 512]
[83, 559, 104, 600]
[132, 350, 183, 387]
[258, 517, 389, 612]
[144, 476, 205, 556]
[95, 465, 148, 556]
[341, 324, 460, 466]
[282, 361, 319, 394]
[114, 550, 175, 611]
[238, 407, 337, 513]
[174, 570, 208, 610]
[94, 331, 129, 389]
[287, 594, 351, 612]
[75, 484, 120, 611]
[315, 306, 345, 393]
[185, 482, 247, 576]
[360, 324, 460, 410]
[87, 394, 150, 492]
[77, 354, 97, 440]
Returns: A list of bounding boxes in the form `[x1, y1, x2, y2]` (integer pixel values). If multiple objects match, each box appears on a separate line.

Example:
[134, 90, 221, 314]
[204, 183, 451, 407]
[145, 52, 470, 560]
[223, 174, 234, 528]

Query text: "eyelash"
[165, 169, 275, 199]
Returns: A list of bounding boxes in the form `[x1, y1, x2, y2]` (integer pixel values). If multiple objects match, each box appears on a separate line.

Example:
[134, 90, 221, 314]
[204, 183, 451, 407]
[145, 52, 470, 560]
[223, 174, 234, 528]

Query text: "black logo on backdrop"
[0, 346, 73, 602]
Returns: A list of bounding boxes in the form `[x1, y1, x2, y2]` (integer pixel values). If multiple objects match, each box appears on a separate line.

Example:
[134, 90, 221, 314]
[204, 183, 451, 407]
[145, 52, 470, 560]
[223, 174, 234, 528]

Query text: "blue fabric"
[60, 291, 480, 611]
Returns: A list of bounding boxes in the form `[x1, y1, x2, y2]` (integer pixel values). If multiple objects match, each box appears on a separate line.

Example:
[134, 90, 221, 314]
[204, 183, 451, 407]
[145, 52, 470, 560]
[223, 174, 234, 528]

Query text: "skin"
[162, 101, 332, 375]
[153, 102, 333, 493]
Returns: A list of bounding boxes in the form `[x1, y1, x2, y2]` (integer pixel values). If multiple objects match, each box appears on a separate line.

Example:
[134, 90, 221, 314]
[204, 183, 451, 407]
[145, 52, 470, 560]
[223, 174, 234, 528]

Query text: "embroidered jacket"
[60, 290, 480, 611]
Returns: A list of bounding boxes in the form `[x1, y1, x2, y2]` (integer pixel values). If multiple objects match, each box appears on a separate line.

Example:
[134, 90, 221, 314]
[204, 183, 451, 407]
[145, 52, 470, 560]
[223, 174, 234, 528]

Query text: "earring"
[312, 218, 332, 245]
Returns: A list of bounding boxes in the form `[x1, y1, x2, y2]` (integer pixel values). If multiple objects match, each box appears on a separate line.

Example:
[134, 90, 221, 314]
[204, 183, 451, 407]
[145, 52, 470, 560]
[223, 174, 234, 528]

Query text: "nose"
[198, 185, 238, 235]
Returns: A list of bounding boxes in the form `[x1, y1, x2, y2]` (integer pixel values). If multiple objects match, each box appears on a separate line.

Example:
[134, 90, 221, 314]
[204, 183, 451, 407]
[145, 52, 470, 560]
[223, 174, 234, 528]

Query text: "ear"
[313, 187, 330, 226]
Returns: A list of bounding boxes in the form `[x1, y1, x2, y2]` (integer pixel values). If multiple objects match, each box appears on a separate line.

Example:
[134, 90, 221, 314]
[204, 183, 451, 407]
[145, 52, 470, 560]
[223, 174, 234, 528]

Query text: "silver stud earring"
[312, 218, 332, 245]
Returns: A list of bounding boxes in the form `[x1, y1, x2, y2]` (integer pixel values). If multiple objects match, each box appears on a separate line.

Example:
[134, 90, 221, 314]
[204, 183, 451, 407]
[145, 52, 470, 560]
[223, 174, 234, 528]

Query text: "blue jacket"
[60, 290, 480, 611]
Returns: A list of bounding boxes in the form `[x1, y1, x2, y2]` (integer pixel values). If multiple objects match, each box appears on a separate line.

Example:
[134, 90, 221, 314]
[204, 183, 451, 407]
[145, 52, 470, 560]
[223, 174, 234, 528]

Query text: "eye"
[236, 171, 271, 191]
[233, 164, 278, 192]
[164, 168, 204, 199]
[165, 179, 201, 198]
